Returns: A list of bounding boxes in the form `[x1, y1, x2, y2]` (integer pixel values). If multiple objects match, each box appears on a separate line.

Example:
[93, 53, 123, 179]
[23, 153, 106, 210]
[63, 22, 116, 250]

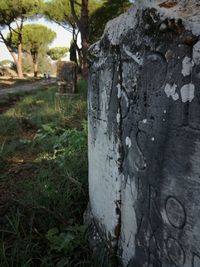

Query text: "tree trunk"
[80, 0, 89, 79]
[75, 43, 83, 73]
[34, 62, 38, 78]
[72, 29, 83, 73]
[17, 42, 24, 78]
[81, 37, 88, 78]
[9, 48, 23, 79]
[32, 52, 38, 78]
[77, 47, 83, 72]
[70, 0, 89, 78]
[0, 24, 24, 78]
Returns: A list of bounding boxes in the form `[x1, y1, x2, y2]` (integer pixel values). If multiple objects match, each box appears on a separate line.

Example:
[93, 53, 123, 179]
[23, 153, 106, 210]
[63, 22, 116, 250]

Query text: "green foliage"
[44, 0, 102, 77]
[22, 53, 51, 74]
[7, 24, 56, 54]
[0, 0, 44, 77]
[7, 24, 56, 76]
[0, 0, 43, 27]
[47, 47, 69, 60]
[21, 53, 53, 75]
[0, 60, 13, 66]
[0, 81, 100, 266]
[22, 54, 33, 72]
[46, 225, 86, 252]
[44, 0, 100, 28]
[77, 78, 88, 98]
[89, 0, 132, 43]
[43, 0, 73, 31]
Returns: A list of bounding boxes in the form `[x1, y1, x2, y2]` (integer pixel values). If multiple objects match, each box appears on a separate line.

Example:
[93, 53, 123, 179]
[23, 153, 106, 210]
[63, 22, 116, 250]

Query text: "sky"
[0, 18, 73, 61]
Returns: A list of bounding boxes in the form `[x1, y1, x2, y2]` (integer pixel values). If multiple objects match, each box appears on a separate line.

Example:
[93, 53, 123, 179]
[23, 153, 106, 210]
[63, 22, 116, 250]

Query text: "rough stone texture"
[88, 1, 200, 266]
[56, 61, 77, 94]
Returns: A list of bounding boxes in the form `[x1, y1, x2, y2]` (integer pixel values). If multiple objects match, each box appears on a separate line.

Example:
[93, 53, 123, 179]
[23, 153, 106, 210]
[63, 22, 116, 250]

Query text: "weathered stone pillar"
[87, 1, 200, 266]
[56, 61, 77, 94]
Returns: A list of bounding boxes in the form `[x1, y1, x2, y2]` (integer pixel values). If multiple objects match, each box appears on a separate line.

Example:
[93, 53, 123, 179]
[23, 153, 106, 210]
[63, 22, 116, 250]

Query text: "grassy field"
[0, 80, 97, 267]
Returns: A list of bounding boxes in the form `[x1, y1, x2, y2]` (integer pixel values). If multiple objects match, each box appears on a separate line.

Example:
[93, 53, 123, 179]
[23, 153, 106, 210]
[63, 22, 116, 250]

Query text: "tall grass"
[0, 80, 103, 266]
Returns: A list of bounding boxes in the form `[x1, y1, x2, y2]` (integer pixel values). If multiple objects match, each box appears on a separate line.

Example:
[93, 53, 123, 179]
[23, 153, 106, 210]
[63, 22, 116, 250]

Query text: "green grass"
[0, 80, 106, 267]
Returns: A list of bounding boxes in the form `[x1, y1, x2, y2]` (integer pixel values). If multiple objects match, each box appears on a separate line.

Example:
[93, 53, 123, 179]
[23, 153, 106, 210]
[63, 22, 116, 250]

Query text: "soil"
[0, 79, 56, 113]
[0, 77, 44, 89]
[0, 96, 20, 114]
[0, 78, 56, 96]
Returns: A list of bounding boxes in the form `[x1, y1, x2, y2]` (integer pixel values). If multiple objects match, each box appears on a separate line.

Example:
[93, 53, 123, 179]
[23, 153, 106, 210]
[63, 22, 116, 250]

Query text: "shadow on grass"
[0, 83, 106, 267]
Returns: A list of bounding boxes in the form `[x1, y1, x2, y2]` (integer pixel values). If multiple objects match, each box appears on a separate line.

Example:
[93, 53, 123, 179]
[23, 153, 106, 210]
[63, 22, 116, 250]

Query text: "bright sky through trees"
[0, 18, 72, 61]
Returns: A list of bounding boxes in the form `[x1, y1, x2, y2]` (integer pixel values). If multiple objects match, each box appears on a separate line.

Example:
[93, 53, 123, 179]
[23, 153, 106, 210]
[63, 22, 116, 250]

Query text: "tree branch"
[55, 20, 73, 33]
[74, 0, 82, 7]
[0, 31, 17, 63]
[9, 24, 19, 34]
[15, 20, 20, 31]
[0, 32, 8, 46]
[69, 0, 81, 29]
[19, 17, 24, 31]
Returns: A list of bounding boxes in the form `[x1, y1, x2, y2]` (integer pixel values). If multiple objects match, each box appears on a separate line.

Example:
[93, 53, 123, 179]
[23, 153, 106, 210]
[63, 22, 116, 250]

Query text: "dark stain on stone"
[88, 4, 200, 267]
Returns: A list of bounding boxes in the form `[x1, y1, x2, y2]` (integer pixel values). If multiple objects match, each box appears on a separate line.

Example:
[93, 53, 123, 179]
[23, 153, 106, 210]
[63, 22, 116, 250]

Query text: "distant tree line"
[0, 0, 132, 79]
[7, 24, 56, 77]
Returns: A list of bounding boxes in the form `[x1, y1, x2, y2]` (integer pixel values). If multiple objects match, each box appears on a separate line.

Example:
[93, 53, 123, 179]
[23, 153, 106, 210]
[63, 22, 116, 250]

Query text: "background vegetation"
[0, 0, 132, 78]
[7, 24, 56, 77]
[0, 81, 100, 266]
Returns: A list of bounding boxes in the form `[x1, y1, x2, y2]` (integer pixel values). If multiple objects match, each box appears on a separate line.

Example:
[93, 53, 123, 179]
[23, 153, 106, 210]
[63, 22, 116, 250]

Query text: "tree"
[0, 0, 43, 78]
[47, 47, 68, 60]
[44, 0, 102, 78]
[44, 0, 74, 32]
[69, 0, 131, 77]
[44, 0, 80, 65]
[69, 0, 88, 78]
[69, 40, 77, 63]
[23, 52, 53, 75]
[8, 24, 56, 77]
[89, 0, 132, 43]
[0, 59, 13, 67]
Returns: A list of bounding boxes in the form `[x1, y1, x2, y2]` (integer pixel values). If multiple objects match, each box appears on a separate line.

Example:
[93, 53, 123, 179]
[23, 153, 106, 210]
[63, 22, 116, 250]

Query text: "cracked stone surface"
[87, 1, 200, 266]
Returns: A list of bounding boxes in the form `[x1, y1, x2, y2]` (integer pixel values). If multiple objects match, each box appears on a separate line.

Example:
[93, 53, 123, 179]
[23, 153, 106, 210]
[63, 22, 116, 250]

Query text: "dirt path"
[0, 79, 56, 96]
